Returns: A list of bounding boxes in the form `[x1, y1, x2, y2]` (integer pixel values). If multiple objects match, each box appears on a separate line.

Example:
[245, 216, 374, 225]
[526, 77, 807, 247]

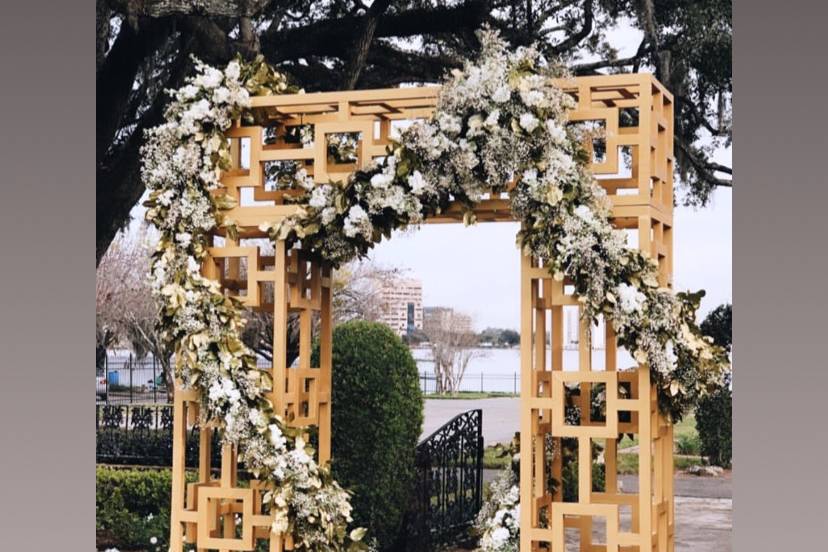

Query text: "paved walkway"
[561, 497, 732, 551]
[422, 398, 519, 445]
[427, 398, 731, 551]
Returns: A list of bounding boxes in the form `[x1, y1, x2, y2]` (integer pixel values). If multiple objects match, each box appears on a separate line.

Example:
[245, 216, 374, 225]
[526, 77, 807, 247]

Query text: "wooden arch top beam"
[223, 73, 672, 228]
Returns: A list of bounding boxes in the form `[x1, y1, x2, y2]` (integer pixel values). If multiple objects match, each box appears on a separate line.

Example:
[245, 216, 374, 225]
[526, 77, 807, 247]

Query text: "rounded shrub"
[314, 320, 424, 551]
[96, 467, 195, 550]
[695, 384, 732, 468]
[695, 303, 732, 468]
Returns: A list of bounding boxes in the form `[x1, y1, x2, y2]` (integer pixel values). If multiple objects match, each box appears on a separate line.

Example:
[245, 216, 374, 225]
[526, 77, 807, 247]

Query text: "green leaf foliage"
[96, 467, 195, 551]
[695, 303, 732, 468]
[313, 321, 424, 551]
[695, 385, 732, 468]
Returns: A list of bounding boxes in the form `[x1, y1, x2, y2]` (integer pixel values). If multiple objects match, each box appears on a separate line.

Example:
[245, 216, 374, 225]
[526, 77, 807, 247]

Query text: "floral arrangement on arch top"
[262, 29, 729, 420]
[141, 27, 728, 552]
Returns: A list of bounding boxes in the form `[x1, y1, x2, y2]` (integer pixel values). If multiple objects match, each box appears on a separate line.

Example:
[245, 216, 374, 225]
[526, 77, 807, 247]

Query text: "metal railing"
[405, 409, 483, 550]
[96, 404, 221, 467]
[418, 372, 520, 395]
[98, 355, 521, 403]
[97, 355, 171, 404]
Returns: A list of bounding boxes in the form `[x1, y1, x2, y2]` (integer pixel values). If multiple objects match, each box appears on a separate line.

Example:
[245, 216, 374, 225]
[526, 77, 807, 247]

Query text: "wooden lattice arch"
[169, 73, 676, 552]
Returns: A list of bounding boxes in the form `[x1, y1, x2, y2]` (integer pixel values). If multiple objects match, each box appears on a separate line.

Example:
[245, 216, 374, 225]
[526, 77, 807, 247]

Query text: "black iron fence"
[97, 403, 484, 550]
[96, 404, 221, 467]
[98, 354, 519, 404]
[405, 409, 483, 550]
[418, 372, 520, 396]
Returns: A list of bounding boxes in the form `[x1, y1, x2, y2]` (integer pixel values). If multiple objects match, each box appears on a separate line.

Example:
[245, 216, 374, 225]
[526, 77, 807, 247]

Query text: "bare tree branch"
[341, 0, 393, 90]
[424, 310, 482, 394]
[676, 138, 732, 188]
[97, 18, 170, 162]
[572, 53, 643, 74]
[260, 1, 488, 62]
[97, 40, 195, 264]
[550, 0, 593, 55]
[96, 0, 112, 72]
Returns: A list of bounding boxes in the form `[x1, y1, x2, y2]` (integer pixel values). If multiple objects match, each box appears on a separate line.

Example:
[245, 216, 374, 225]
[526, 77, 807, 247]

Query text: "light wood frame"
[168, 73, 674, 552]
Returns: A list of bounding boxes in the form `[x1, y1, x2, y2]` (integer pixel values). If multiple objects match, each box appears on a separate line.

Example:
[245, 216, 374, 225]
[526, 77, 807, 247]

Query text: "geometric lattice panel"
[519, 74, 675, 552]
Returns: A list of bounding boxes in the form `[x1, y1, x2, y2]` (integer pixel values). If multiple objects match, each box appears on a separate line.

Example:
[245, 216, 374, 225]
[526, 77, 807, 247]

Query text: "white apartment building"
[423, 306, 473, 335]
[378, 278, 423, 337]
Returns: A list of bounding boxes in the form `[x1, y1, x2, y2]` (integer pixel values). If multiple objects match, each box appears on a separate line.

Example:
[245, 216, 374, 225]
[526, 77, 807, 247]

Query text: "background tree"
[97, 0, 732, 263]
[239, 259, 402, 363]
[700, 302, 732, 353]
[96, 226, 173, 389]
[331, 261, 402, 324]
[479, 327, 520, 347]
[424, 310, 484, 394]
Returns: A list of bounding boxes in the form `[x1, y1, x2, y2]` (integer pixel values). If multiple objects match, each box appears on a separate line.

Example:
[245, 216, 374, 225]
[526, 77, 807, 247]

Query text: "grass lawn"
[618, 412, 698, 450]
[482, 412, 703, 473]
[483, 446, 513, 469]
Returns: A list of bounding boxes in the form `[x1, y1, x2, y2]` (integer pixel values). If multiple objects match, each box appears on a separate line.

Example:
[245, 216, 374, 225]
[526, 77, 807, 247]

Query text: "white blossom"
[194, 66, 223, 89]
[617, 283, 646, 314]
[545, 119, 567, 143]
[407, 170, 428, 194]
[343, 204, 370, 238]
[519, 112, 539, 132]
[309, 185, 331, 209]
[492, 85, 511, 103]
[574, 204, 594, 223]
[212, 87, 231, 104]
[175, 232, 192, 247]
[224, 60, 241, 80]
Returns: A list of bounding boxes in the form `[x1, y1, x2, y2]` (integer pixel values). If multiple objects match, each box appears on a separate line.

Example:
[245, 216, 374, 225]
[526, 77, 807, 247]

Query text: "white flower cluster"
[265, 30, 725, 421]
[142, 56, 364, 551]
[475, 469, 520, 552]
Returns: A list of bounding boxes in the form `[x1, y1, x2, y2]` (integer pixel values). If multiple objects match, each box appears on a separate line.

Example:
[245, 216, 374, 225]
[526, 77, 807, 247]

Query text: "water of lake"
[411, 346, 637, 393]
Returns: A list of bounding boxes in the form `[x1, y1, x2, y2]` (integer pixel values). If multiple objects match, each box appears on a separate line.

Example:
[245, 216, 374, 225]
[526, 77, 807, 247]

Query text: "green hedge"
[315, 321, 424, 551]
[695, 384, 732, 468]
[562, 461, 606, 502]
[96, 467, 195, 551]
[695, 303, 732, 468]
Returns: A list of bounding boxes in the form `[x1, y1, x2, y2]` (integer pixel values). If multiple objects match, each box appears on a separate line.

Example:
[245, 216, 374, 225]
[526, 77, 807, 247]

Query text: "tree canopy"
[700, 302, 732, 354]
[97, 0, 732, 264]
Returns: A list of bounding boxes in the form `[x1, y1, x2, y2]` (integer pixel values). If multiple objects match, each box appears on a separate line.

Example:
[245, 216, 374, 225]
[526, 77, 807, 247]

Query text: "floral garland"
[142, 58, 367, 550]
[142, 27, 728, 552]
[262, 29, 729, 420]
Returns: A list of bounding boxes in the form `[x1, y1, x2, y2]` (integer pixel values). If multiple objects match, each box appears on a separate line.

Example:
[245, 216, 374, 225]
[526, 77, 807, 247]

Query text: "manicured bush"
[695, 384, 732, 468]
[96, 467, 194, 551]
[314, 321, 424, 551]
[695, 303, 732, 468]
[675, 432, 702, 456]
[562, 461, 606, 502]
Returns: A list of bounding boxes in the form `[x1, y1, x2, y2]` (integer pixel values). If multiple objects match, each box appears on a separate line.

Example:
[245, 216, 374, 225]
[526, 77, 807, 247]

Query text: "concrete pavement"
[422, 397, 519, 445]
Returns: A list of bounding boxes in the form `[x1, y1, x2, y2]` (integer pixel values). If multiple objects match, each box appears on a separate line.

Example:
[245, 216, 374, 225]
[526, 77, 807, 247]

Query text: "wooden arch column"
[518, 75, 675, 552]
